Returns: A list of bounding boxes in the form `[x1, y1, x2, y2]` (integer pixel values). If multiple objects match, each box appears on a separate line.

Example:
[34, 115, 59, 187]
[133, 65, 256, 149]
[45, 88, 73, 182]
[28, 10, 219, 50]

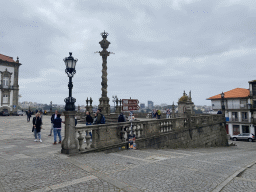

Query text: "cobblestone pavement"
[1, 116, 256, 192]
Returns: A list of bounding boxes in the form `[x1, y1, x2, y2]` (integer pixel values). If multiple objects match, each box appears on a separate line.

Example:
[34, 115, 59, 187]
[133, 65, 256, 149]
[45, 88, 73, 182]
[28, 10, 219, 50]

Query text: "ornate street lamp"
[112, 95, 117, 108]
[63, 52, 78, 111]
[221, 92, 225, 111]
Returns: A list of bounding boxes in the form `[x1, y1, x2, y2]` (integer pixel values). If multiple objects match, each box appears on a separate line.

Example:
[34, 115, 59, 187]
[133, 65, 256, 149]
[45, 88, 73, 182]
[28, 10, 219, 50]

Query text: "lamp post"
[61, 52, 78, 154]
[221, 92, 225, 112]
[64, 52, 78, 111]
[112, 95, 117, 112]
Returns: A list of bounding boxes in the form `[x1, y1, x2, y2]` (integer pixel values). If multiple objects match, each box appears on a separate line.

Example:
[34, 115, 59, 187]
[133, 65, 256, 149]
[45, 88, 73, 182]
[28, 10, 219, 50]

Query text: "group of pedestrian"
[31, 110, 63, 144]
[31, 108, 109, 144]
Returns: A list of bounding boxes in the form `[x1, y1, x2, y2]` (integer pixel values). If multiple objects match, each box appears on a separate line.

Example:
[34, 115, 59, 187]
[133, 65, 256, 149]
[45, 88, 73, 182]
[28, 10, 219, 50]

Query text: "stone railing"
[66, 114, 225, 153]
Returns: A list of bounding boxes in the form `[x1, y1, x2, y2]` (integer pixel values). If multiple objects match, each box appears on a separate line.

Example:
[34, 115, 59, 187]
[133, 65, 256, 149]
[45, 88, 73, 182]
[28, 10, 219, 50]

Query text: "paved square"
[1, 115, 256, 192]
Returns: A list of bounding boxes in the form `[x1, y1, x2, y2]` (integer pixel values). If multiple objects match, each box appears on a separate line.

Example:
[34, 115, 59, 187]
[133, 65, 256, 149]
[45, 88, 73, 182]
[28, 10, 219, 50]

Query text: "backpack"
[157, 110, 161, 115]
[100, 114, 106, 124]
[118, 114, 125, 122]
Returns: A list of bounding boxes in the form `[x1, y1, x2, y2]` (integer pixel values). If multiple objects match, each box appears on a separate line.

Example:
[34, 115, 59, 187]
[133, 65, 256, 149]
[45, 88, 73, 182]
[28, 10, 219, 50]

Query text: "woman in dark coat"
[86, 111, 93, 125]
[32, 112, 42, 142]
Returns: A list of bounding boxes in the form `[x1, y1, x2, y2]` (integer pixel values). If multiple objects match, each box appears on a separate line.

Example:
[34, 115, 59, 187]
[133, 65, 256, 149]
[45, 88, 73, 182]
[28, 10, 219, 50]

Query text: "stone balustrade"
[67, 114, 226, 154]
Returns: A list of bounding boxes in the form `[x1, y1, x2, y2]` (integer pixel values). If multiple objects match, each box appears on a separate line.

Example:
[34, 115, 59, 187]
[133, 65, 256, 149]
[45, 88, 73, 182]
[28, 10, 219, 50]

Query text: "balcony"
[0, 85, 14, 89]
[241, 118, 249, 123]
[230, 117, 239, 122]
[212, 104, 249, 110]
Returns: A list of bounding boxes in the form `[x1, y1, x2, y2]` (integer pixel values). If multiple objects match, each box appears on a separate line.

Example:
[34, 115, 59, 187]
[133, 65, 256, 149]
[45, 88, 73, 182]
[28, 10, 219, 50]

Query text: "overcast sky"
[1, 0, 256, 107]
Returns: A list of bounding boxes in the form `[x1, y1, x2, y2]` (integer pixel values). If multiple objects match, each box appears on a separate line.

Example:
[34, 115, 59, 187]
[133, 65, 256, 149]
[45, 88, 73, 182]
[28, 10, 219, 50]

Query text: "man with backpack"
[118, 113, 126, 122]
[94, 108, 105, 124]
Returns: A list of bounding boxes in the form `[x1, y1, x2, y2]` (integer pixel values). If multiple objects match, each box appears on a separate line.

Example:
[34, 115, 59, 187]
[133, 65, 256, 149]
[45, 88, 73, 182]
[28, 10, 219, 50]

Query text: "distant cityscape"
[18, 100, 212, 114]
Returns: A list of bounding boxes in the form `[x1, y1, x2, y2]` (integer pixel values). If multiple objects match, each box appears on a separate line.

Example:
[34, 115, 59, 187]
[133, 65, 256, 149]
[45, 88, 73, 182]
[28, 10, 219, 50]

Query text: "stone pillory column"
[95, 31, 114, 115]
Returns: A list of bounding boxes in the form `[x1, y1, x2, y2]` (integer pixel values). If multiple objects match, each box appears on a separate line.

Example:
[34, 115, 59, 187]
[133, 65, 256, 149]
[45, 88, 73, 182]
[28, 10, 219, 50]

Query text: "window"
[233, 125, 240, 135]
[242, 125, 249, 133]
[3, 94, 8, 103]
[232, 112, 238, 121]
[253, 84, 256, 96]
[3, 77, 9, 88]
[241, 100, 247, 108]
[254, 100, 256, 109]
[242, 112, 248, 122]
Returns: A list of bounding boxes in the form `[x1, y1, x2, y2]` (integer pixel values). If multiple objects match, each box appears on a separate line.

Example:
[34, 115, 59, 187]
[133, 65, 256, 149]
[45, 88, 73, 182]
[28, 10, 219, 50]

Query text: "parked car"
[17, 111, 24, 116]
[231, 133, 255, 142]
[0, 109, 10, 116]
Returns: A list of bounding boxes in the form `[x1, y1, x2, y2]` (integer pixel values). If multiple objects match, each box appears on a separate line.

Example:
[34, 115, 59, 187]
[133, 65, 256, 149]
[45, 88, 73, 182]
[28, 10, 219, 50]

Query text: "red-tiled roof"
[0, 54, 15, 62]
[207, 88, 250, 100]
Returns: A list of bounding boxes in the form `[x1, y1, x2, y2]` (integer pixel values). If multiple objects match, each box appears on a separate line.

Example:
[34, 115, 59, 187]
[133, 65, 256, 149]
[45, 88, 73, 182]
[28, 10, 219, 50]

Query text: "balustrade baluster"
[77, 131, 84, 151]
[91, 129, 97, 148]
[140, 123, 144, 138]
[122, 125, 127, 142]
[135, 124, 139, 138]
[85, 130, 91, 149]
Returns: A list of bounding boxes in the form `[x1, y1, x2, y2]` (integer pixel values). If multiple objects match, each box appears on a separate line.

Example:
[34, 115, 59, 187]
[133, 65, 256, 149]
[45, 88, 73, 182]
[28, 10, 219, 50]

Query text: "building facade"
[140, 103, 145, 109]
[207, 87, 253, 136]
[0, 54, 21, 114]
[148, 101, 154, 110]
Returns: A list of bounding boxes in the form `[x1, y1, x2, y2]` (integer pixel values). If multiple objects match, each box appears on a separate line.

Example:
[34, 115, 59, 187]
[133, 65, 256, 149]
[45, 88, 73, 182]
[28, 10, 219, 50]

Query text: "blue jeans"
[86, 123, 92, 138]
[34, 129, 41, 140]
[54, 129, 61, 142]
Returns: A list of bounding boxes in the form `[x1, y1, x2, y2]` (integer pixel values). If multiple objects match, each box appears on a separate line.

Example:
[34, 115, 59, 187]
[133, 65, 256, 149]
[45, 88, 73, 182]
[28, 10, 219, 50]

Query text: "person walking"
[52, 113, 62, 145]
[32, 112, 42, 142]
[49, 110, 58, 136]
[27, 110, 31, 122]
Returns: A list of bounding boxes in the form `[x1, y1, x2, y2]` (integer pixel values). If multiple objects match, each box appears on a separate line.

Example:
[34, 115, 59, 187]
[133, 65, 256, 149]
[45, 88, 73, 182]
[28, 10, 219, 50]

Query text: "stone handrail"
[72, 114, 225, 152]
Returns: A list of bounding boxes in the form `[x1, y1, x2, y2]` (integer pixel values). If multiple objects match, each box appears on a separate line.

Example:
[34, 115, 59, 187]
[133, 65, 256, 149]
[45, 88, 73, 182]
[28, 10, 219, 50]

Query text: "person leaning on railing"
[86, 111, 93, 125]
[93, 108, 102, 124]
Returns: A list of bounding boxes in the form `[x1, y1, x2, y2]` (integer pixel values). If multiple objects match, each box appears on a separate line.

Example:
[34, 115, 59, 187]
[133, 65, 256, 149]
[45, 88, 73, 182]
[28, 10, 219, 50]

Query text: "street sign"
[122, 99, 139, 105]
[13, 105, 16, 109]
[122, 105, 140, 111]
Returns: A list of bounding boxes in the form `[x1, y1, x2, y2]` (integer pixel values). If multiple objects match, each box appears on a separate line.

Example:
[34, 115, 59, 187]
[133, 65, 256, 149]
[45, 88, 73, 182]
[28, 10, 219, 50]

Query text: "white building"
[0, 54, 21, 114]
[207, 87, 252, 136]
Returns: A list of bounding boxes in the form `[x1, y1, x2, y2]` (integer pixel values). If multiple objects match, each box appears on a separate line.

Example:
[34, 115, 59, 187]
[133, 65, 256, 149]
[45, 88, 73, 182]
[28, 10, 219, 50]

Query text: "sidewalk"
[1, 116, 256, 191]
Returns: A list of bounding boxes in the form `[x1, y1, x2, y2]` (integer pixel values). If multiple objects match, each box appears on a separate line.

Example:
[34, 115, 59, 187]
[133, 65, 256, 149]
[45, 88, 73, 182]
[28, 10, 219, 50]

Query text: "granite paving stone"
[1, 116, 256, 191]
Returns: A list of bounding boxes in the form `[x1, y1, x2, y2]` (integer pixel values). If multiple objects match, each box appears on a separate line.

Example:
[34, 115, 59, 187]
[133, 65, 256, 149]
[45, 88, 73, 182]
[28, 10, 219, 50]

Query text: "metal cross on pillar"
[95, 31, 114, 115]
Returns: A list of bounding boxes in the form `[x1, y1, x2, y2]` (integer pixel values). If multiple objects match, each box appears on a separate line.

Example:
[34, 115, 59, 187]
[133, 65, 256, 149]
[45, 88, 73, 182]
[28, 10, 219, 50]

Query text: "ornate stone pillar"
[12, 57, 21, 114]
[171, 102, 175, 118]
[96, 31, 113, 115]
[61, 111, 78, 154]
[116, 98, 122, 114]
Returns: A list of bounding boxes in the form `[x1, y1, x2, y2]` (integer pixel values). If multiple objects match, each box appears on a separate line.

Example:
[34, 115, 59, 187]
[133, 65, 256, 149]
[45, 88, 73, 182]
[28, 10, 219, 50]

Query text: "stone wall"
[136, 122, 228, 149]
